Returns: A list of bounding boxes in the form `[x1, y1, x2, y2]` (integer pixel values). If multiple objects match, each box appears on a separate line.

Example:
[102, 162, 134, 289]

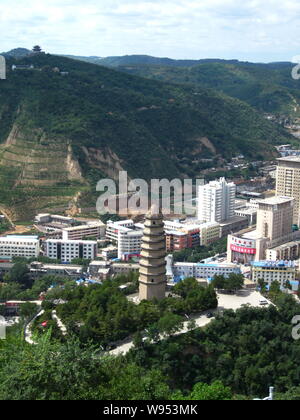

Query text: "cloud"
[1, 0, 300, 61]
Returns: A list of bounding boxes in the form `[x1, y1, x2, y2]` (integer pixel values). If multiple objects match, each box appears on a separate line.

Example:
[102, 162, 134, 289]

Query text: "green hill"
[0, 54, 294, 220]
[108, 59, 300, 117]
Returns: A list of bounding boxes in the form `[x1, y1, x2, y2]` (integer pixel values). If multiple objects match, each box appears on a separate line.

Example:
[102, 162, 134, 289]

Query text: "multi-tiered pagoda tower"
[139, 206, 166, 301]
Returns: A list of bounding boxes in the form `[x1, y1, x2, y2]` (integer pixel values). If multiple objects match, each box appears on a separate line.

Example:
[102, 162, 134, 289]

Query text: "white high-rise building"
[198, 178, 236, 223]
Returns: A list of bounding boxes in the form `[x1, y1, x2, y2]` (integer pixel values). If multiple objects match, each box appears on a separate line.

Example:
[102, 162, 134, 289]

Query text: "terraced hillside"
[0, 54, 294, 220]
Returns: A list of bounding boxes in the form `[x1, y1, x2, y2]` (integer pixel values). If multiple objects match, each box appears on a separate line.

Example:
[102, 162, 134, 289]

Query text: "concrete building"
[266, 241, 300, 261]
[251, 261, 297, 289]
[219, 216, 249, 238]
[35, 213, 75, 226]
[256, 196, 294, 245]
[172, 261, 241, 281]
[62, 221, 105, 241]
[45, 239, 97, 262]
[101, 246, 118, 260]
[139, 207, 167, 301]
[227, 196, 295, 264]
[88, 260, 139, 280]
[106, 220, 143, 260]
[199, 222, 221, 246]
[198, 177, 236, 223]
[235, 206, 257, 226]
[164, 221, 200, 251]
[30, 262, 83, 279]
[0, 235, 40, 259]
[276, 156, 300, 225]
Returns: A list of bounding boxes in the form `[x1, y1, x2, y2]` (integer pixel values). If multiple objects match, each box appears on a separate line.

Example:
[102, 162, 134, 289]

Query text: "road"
[109, 290, 272, 356]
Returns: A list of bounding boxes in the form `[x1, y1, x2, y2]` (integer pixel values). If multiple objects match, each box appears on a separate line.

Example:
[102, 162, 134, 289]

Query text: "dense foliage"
[1, 292, 300, 400]
[48, 276, 217, 346]
[127, 294, 300, 398]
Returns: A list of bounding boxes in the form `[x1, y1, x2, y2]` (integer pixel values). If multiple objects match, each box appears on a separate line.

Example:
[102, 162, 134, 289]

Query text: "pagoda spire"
[139, 206, 167, 301]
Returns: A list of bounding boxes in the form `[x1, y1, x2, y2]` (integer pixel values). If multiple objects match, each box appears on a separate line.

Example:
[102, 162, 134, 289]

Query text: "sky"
[1, 0, 300, 62]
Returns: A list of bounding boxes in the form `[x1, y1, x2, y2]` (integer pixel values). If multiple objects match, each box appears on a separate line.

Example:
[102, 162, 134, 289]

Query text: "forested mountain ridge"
[0, 53, 293, 219]
[107, 59, 300, 118]
[67, 53, 299, 118]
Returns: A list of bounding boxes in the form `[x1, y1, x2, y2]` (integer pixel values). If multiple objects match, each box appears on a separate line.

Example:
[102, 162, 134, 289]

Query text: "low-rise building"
[251, 260, 297, 290]
[45, 239, 97, 262]
[172, 261, 241, 281]
[101, 246, 118, 260]
[88, 260, 140, 280]
[106, 220, 143, 259]
[0, 235, 40, 259]
[164, 220, 200, 251]
[199, 222, 221, 246]
[30, 262, 83, 279]
[234, 207, 257, 226]
[62, 221, 105, 241]
[35, 213, 75, 226]
[219, 216, 249, 238]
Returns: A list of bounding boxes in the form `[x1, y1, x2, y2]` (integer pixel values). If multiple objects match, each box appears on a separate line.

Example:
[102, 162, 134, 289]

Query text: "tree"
[269, 281, 281, 298]
[211, 275, 226, 290]
[173, 277, 199, 298]
[157, 313, 183, 338]
[6, 263, 32, 289]
[257, 278, 267, 293]
[189, 381, 233, 400]
[225, 273, 244, 292]
[19, 302, 38, 319]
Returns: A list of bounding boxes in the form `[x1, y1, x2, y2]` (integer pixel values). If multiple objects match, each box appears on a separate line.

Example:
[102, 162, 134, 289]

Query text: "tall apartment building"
[198, 178, 236, 223]
[0, 235, 40, 260]
[45, 239, 97, 262]
[256, 196, 294, 245]
[106, 220, 143, 260]
[62, 221, 105, 241]
[276, 156, 300, 225]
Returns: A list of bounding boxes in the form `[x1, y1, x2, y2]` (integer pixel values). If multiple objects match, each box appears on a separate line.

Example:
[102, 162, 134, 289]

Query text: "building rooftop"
[219, 216, 248, 226]
[0, 235, 39, 241]
[268, 240, 300, 252]
[277, 156, 300, 163]
[241, 229, 260, 240]
[45, 239, 97, 244]
[252, 260, 295, 268]
[235, 207, 257, 215]
[63, 222, 105, 232]
[256, 196, 293, 206]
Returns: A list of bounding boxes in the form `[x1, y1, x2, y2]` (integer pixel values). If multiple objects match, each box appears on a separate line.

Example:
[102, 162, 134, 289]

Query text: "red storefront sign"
[230, 244, 256, 255]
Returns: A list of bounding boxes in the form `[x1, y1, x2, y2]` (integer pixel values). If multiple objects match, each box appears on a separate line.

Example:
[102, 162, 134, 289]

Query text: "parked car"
[206, 312, 214, 318]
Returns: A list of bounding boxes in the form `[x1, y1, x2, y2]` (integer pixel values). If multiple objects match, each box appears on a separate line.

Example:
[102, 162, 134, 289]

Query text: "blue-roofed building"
[251, 260, 298, 290]
[172, 261, 241, 281]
